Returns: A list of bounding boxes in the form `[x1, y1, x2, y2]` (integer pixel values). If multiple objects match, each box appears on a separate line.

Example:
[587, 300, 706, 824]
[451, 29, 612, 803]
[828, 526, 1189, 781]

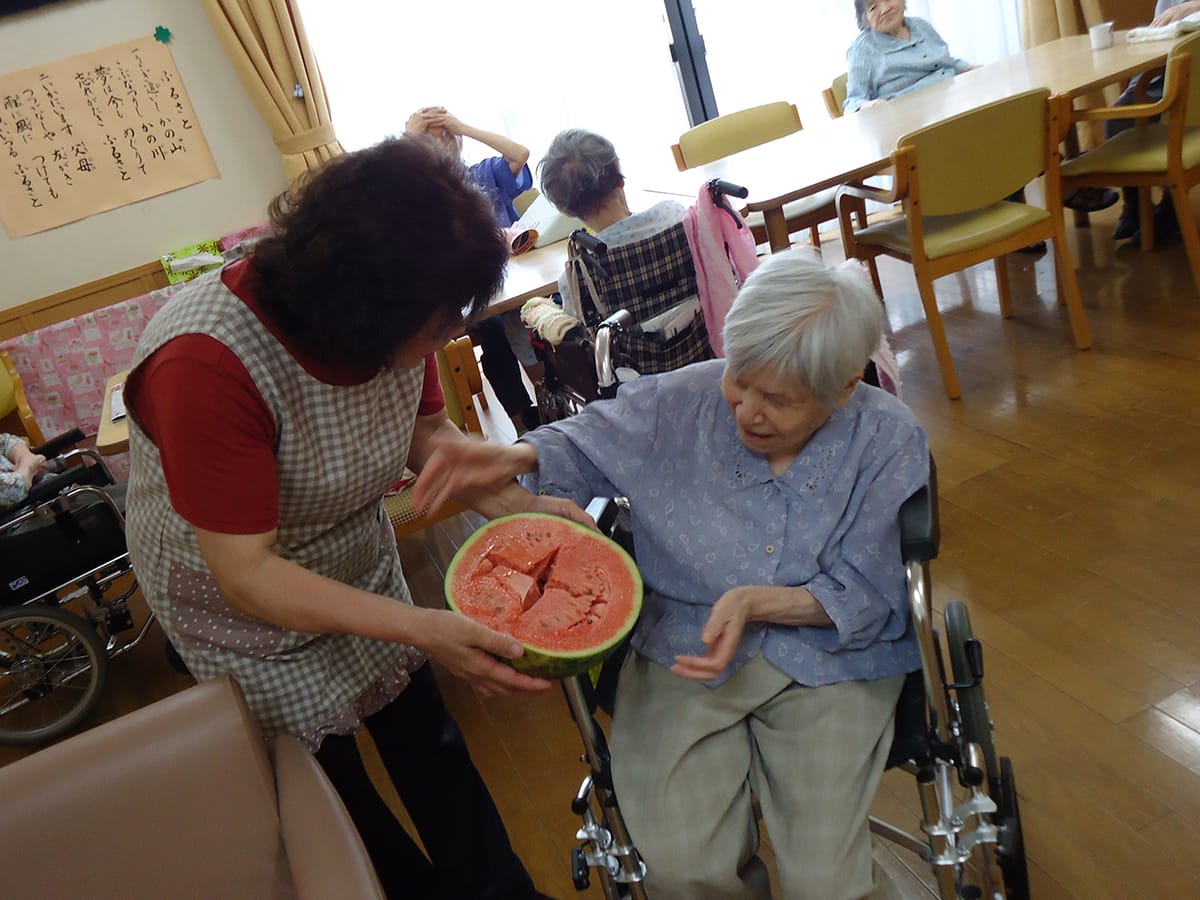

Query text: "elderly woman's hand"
[411, 429, 538, 516]
[1153, 1, 1200, 26]
[671, 587, 755, 682]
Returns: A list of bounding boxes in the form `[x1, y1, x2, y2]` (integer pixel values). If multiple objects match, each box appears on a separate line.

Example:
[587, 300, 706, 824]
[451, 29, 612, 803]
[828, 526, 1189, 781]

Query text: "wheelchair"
[562, 472, 1029, 900]
[529, 179, 750, 422]
[0, 429, 154, 745]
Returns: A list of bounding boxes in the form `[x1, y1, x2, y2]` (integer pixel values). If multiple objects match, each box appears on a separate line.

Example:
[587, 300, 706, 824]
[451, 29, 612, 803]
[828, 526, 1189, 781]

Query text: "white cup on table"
[1089, 21, 1115, 50]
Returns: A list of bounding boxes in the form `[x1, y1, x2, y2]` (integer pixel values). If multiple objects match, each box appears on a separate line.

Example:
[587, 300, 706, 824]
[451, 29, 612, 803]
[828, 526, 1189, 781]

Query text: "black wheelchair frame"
[0, 429, 153, 745]
[562, 472, 1029, 900]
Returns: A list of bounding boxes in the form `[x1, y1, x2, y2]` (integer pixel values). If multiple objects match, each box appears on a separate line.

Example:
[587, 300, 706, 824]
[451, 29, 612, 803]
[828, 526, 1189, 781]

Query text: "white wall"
[0, 0, 286, 310]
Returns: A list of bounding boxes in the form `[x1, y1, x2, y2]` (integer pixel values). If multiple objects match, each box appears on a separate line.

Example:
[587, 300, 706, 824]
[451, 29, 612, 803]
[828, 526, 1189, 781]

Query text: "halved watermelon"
[445, 512, 642, 679]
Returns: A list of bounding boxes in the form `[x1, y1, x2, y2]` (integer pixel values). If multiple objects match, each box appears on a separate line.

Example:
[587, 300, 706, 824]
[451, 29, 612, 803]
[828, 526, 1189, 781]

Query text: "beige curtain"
[1021, 1, 1153, 146]
[1021, 0, 1151, 47]
[202, 0, 343, 180]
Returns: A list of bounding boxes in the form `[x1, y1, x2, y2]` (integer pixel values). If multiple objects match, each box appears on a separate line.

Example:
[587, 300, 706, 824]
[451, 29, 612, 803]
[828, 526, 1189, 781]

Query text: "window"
[299, 0, 691, 178]
[693, 0, 1023, 126]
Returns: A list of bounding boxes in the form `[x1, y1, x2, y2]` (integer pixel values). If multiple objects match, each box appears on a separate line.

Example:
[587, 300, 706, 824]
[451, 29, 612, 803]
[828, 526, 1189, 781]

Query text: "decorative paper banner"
[0, 37, 218, 238]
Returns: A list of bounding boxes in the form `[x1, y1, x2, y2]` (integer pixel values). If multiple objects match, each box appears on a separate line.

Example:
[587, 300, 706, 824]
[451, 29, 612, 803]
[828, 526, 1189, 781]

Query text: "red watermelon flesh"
[445, 513, 643, 679]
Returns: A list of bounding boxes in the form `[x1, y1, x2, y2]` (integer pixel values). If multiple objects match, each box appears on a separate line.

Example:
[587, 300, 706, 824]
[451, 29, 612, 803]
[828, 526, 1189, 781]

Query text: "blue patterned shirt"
[521, 360, 927, 687]
[845, 16, 970, 112]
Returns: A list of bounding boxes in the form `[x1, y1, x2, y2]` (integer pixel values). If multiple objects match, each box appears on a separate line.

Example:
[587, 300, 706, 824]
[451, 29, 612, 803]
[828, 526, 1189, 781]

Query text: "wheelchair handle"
[571, 229, 608, 256]
[709, 178, 749, 199]
[32, 428, 87, 460]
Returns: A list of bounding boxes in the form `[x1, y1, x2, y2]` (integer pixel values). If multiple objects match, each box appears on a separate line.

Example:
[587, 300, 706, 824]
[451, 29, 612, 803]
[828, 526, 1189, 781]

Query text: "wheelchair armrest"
[25, 463, 96, 506]
[899, 458, 940, 563]
[31, 428, 87, 459]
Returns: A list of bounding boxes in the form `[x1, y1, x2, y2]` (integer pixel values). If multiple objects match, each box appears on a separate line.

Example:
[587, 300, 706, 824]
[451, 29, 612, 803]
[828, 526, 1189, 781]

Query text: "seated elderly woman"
[538, 128, 689, 324]
[414, 249, 929, 900]
[844, 0, 972, 112]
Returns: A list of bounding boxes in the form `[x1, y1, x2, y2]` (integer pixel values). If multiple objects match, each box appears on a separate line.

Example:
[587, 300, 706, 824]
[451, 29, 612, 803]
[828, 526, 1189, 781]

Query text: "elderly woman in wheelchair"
[416, 248, 927, 899]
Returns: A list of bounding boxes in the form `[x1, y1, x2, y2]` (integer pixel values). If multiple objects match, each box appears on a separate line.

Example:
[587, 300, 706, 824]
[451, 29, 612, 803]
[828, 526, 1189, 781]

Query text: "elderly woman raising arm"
[415, 249, 928, 900]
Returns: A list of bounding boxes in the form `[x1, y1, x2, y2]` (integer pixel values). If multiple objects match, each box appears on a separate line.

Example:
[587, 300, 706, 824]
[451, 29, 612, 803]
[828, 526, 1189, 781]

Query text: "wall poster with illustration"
[0, 36, 218, 238]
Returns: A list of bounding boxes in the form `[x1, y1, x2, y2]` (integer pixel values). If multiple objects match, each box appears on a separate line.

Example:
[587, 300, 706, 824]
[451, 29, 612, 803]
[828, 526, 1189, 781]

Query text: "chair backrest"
[0, 349, 44, 445]
[513, 187, 539, 218]
[1168, 31, 1200, 128]
[672, 101, 802, 170]
[897, 88, 1050, 217]
[823, 72, 848, 119]
[0, 674, 383, 898]
[569, 221, 711, 375]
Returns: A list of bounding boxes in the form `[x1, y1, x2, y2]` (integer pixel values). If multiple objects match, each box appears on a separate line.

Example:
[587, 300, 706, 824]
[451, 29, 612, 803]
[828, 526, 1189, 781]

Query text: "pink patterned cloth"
[682, 184, 760, 357]
[3, 228, 266, 480]
[0, 283, 185, 479]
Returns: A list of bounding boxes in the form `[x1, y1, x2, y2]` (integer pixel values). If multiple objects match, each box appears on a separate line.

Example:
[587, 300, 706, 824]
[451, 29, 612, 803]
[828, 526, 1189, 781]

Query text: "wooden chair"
[384, 335, 485, 539]
[670, 101, 875, 273]
[823, 72, 848, 119]
[0, 349, 45, 446]
[836, 88, 1092, 400]
[1060, 32, 1200, 295]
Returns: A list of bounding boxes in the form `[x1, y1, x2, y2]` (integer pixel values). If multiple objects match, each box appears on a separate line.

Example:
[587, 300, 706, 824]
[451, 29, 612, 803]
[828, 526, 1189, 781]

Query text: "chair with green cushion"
[1060, 32, 1200, 294]
[670, 101, 876, 285]
[836, 88, 1092, 400]
[823, 72, 848, 119]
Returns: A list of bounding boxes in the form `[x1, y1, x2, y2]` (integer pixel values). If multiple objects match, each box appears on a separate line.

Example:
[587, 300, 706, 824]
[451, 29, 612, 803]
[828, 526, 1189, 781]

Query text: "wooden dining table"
[648, 33, 1179, 251]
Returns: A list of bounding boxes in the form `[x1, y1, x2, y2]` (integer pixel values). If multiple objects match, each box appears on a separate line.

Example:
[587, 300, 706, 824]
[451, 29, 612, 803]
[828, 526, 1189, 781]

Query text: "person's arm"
[193, 527, 549, 697]
[407, 411, 592, 525]
[671, 585, 833, 681]
[844, 35, 878, 112]
[440, 112, 529, 175]
[1153, 1, 1200, 26]
[4, 439, 46, 489]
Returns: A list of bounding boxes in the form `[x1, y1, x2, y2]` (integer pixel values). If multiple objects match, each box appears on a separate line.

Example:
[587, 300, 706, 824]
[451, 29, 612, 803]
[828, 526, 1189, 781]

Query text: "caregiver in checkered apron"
[124, 137, 584, 900]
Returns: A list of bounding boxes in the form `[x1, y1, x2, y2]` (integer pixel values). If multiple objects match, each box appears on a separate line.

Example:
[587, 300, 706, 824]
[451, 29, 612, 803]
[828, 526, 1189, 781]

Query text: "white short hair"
[723, 249, 882, 406]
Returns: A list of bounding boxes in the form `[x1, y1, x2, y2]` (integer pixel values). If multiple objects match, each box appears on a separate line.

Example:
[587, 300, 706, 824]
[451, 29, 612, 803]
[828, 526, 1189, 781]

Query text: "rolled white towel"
[521, 297, 580, 347]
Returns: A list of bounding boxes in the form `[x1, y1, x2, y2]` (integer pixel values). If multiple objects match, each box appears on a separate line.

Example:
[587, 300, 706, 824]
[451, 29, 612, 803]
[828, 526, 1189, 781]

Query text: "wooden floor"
[4, 197, 1200, 899]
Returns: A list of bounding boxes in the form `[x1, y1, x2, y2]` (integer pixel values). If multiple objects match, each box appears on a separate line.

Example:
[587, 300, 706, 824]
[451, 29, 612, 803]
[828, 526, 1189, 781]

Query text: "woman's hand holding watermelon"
[418, 606, 553, 697]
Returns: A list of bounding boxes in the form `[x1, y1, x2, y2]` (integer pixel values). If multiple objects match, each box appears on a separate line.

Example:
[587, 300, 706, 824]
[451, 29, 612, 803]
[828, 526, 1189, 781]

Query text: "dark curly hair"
[251, 137, 507, 371]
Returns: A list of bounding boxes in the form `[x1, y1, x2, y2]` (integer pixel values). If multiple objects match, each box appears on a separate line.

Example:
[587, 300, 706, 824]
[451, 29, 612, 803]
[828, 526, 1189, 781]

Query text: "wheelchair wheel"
[944, 601, 1000, 789]
[997, 756, 1031, 900]
[0, 605, 108, 746]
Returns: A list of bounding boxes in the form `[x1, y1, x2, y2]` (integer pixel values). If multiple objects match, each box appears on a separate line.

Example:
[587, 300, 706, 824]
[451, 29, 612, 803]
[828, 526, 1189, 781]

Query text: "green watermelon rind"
[445, 512, 643, 680]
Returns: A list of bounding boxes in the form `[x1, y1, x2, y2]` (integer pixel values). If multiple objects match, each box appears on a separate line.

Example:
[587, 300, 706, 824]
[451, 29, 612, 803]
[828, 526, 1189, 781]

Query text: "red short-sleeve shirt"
[126, 258, 444, 533]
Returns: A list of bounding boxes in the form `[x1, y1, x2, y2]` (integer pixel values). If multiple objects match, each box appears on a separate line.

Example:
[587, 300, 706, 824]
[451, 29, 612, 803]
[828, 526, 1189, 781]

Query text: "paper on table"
[109, 383, 127, 421]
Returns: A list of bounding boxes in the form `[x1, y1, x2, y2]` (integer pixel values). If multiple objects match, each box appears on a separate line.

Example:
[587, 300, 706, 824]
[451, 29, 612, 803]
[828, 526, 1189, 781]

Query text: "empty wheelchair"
[0, 429, 154, 745]
[529, 179, 751, 421]
[563, 471, 1028, 900]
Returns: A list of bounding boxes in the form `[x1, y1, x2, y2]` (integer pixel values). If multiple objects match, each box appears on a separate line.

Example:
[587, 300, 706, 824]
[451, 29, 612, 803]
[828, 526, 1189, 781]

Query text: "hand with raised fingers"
[412, 430, 537, 517]
[671, 588, 753, 682]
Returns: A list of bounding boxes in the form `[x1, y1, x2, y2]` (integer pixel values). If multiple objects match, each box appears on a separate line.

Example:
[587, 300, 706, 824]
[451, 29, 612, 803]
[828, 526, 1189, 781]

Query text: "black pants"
[315, 664, 539, 900]
[470, 315, 533, 417]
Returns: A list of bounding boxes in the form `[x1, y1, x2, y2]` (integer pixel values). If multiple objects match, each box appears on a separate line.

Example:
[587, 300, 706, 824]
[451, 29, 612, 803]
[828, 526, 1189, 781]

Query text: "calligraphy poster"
[0, 37, 219, 238]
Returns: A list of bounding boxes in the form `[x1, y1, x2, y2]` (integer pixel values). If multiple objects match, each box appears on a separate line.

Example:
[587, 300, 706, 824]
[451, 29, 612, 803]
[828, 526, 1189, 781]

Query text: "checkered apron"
[569, 222, 713, 374]
[126, 271, 427, 750]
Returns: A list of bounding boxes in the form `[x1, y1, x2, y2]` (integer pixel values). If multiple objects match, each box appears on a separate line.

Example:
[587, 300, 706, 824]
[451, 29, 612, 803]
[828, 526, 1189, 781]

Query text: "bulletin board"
[0, 37, 218, 238]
